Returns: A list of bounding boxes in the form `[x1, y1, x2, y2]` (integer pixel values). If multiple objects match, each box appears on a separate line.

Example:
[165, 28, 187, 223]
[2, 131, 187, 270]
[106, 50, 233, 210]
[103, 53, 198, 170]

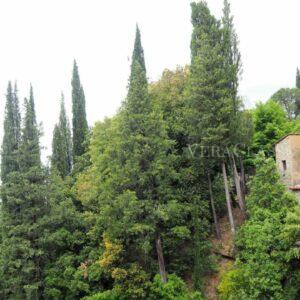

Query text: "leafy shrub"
[84, 274, 203, 300]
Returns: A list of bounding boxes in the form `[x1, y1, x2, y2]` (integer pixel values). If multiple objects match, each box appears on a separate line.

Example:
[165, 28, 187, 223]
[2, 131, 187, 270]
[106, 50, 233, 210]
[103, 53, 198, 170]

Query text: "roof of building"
[289, 185, 300, 191]
[275, 133, 300, 146]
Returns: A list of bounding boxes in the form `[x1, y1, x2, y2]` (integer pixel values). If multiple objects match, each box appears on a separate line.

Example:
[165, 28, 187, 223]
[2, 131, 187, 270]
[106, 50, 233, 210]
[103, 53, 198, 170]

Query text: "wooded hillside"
[0, 1, 299, 299]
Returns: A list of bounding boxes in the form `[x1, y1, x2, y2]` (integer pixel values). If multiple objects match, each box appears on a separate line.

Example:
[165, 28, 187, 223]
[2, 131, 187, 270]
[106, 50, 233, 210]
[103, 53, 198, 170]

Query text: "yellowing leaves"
[99, 234, 123, 270]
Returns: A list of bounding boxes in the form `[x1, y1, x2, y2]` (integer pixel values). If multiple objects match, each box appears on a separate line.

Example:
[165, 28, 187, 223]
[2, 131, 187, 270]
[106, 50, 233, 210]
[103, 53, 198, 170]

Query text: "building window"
[282, 160, 287, 172]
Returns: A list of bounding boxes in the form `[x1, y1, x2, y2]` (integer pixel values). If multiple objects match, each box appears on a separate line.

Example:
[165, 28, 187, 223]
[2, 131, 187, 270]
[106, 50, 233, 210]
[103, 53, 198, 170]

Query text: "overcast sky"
[0, 0, 299, 161]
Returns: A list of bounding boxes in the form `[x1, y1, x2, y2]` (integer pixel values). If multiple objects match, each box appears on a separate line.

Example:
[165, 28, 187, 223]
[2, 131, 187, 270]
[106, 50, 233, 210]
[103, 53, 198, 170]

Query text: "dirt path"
[203, 207, 244, 299]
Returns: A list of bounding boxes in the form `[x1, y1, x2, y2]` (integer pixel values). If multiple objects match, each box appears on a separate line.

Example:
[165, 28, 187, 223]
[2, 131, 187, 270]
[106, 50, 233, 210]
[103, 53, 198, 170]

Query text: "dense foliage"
[0, 1, 299, 299]
[219, 154, 300, 299]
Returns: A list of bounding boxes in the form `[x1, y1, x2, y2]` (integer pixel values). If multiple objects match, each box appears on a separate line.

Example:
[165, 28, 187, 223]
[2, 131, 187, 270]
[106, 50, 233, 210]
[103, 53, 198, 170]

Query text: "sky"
[0, 0, 299, 161]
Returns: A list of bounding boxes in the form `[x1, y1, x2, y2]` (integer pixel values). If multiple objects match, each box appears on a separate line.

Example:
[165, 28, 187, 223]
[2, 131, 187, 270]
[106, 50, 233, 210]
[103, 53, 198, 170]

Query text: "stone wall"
[275, 135, 293, 187]
[275, 134, 300, 202]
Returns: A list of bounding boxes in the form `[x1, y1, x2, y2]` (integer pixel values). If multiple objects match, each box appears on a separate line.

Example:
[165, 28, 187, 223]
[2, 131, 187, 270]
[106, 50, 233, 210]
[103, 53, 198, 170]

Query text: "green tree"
[296, 68, 300, 89]
[72, 60, 88, 158]
[222, 0, 241, 115]
[0, 86, 49, 299]
[189, 1, 238, 286]
[252, 99, 291, 156]
[76, 27, 187, 291]
[150, 66, 212, 279]
[51, 94, 72, 177]
[189, 0, 235, 166]
[271, 88, 300, 119]
[116, 25, 181, 284]
[222, 0, 247, 215]
[131, 25, 146, 73]
[150, 67, 190, 149]
[108, 26, 172, 283]
[219, 154, 299, 299]
[42, 174, 88, 299]
[1, 81, 21, 183]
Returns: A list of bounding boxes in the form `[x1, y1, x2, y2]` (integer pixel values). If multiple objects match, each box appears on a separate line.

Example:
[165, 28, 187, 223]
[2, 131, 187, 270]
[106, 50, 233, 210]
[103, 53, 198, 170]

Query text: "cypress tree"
[131, 24, 146, 73]
[72, 60, 88, 158]
[222, 0, 246, 213]
[0, 87, 49, 299]
[96, 26, 174, 284]
[1, 81, 21, 183]
[189, 1, 236, 287]
[189, 1, 233, 147]
[222, 0, 241, 109]
[296, 68, 300, 88]
[121, 26, 171, 283]
[51, 94, 72, 177]
[13, 83, 21, 142]
[20, 86, 41, 169]
[123, 24, 148, 118]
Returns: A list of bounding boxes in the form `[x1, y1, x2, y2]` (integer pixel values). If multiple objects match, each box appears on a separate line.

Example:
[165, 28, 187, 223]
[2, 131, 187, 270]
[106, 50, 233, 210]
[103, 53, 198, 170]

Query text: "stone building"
[275, 133, 300, 199]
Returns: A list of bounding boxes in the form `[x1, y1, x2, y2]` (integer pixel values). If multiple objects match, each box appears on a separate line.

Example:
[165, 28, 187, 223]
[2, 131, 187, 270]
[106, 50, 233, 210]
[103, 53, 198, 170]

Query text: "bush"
[83, 274, 203, 300]
[83, 290, 120, 300]
[148, 274, 203, 300]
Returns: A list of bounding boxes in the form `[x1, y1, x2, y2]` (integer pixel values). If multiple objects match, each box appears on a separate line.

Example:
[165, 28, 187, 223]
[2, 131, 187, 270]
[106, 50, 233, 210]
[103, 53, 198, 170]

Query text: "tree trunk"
[155, 234, 167, 283]
[208, 173, 221, 239]
[222, 161, 235, 234]
[239, 156, 246, 195]
[231, 154, 245, 214]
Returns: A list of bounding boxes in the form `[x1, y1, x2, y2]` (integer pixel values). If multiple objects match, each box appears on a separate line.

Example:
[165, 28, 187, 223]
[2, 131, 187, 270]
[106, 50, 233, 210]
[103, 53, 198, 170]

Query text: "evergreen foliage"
[131, 25, 146, 73]
[43, 174, 87, 299]
[72, 60, 88, 158]
[1, 82, 21, 183]
[296, 68, 300, 89]
[51, 94, 72, 177]
[188, 0, 244, 287]
[0, 87, 49, 299]
[0, 2, 299, 299]
[219, 154, 299, 299]
[76, 26, 184, 290]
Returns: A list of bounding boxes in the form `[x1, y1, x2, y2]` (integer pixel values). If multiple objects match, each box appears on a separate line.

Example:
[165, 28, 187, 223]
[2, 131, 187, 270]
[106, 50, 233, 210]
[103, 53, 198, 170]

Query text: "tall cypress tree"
[296, 68, 300, 88]
[222, 0, 241, 117]
[51, 94, 72, 177]
[13, 82, 21, 142]
[20, 85, 41, 169]
[1, 81, 21, 183]
[124, 27, 150, 119]
[94, 26, 175, 284]
[121, 26, 170, 282]
[222, 0, 246, 213]
[0, 87, 49, 299]
[189, 1, 237, 288]
[72, 60, 88, 158]
[131, 24, 146, 73]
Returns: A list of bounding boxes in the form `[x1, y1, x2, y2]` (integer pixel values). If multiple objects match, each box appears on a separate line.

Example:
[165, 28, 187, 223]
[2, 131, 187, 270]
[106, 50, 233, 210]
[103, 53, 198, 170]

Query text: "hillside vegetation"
[0, 1, 300, 299]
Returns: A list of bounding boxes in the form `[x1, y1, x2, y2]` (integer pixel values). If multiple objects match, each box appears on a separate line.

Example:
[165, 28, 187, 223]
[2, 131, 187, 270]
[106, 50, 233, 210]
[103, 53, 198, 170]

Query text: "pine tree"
[51, 94, 72, 177]
[72, 60, 88, 158]
[0, 87, 49, 299]
[1, 81, 21, 183]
